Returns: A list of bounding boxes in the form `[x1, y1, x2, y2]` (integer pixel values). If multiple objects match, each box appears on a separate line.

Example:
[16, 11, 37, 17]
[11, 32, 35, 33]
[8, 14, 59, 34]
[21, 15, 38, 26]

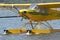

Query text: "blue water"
[0, 32, 59, 40]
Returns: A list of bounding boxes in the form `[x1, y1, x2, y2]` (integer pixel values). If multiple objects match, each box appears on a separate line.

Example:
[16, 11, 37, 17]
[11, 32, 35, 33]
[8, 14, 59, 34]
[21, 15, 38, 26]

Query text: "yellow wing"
[0, 2, 60, 8]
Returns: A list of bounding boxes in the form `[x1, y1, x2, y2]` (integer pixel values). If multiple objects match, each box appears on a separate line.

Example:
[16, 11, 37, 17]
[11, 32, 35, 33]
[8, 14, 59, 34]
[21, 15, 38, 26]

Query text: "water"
[0, 32, 60, 40]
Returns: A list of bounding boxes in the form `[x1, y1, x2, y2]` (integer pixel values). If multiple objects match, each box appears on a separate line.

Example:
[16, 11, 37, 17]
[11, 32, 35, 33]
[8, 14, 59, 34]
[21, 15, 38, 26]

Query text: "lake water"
[0, 32, 60, 40]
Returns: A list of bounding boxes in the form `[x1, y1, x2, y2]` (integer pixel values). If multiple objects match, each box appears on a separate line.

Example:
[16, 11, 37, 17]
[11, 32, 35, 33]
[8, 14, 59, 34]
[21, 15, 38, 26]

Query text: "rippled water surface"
[0, 32, 60, 40]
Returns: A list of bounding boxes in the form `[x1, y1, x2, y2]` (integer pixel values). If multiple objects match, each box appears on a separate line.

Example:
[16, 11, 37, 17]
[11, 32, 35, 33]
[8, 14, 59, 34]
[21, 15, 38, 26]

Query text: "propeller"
[12, 6, 24, 21]
[21, 11, 29, 21]
[13, 6, 20, 13]
[22, 11, 29, 20]
[0, 16, 20, 18]
[13, 6, 29, 21]
[0, 6, 21, 18]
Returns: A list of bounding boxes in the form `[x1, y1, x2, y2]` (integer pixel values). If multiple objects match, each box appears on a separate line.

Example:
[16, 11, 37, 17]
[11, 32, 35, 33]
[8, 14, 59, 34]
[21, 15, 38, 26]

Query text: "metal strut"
[37, 21, 42, 29]
[42, 21, 53, 30]
[30, 21, 34, 29]
[46, 21, 53, 29]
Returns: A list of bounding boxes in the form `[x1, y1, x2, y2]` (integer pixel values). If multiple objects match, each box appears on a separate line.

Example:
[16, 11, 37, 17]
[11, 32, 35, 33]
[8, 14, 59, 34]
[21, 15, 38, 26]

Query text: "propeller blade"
[0, 16, 20, 18]
[13, 6, 20, 13]
[23, 15, 29, 19]
[21, 18, 23, 21]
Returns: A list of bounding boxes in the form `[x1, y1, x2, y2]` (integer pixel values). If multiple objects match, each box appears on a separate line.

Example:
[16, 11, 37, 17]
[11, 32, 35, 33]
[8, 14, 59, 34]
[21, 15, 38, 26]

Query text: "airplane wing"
[38, 2, 60, 8]
[0, 2, 59, 11]
[0, 2, 59, 8]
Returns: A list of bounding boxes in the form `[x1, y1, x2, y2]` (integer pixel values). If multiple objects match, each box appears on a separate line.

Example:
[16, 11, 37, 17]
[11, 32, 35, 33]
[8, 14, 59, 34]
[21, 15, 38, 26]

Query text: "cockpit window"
[28, 3, 37, 10]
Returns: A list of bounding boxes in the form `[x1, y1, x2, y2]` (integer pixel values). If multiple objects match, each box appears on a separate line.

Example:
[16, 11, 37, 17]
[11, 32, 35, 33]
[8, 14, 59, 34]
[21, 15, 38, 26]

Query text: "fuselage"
[19, 9, 60, 22]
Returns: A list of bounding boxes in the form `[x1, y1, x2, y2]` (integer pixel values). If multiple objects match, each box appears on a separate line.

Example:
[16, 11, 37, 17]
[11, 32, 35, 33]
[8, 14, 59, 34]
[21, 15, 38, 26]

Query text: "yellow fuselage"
[19, 9, 60, 22]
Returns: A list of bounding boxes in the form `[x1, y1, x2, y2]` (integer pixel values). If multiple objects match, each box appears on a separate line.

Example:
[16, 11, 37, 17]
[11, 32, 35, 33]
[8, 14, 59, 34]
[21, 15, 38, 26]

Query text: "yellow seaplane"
[0, 2, 60, 35]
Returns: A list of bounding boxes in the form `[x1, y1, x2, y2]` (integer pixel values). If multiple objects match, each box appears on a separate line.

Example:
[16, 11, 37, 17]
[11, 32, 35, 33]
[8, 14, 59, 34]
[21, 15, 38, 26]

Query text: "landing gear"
[42, 21, 53, 30]
[21, 21, 53, 35]
[30, 21, 34, 29]
[3, 21, 53, 35]
[23, 20, 53, 30]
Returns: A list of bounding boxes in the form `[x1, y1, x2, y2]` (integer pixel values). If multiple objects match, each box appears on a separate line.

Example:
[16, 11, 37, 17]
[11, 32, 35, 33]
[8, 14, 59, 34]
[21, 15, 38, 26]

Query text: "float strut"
[30, 21, 34, 29]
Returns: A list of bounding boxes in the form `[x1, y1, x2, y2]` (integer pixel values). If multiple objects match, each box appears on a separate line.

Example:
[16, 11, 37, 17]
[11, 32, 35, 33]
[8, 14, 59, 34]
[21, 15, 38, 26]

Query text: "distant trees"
[0, 0, 4, 3]
[0, 0, 60, 4]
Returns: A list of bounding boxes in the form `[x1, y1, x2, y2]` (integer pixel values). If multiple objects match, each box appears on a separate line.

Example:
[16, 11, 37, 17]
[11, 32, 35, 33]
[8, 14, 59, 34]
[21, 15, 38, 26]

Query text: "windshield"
[28, 3, 37, 10]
